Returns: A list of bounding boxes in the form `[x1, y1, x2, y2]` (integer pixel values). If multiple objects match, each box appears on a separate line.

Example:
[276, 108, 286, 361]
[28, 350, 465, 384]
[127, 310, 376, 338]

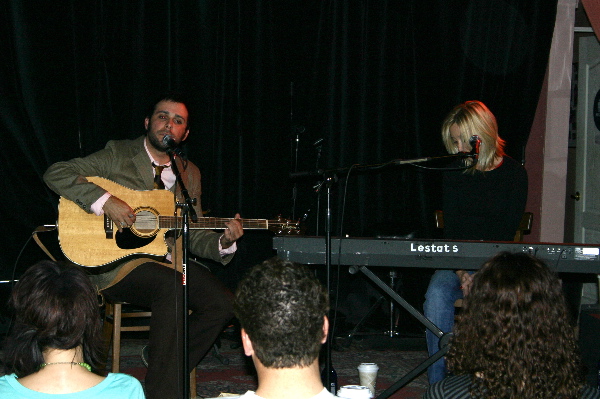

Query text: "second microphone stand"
[291, 150, 478, 396]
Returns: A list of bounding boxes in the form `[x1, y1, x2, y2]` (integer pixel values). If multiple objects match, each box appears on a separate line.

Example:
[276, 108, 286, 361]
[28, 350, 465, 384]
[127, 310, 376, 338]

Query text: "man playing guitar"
[44, 91, 243, 399]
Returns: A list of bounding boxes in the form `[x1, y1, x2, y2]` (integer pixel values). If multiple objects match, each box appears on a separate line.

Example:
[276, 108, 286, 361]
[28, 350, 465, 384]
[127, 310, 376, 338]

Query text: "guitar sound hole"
[115, 209, 159, 250]
[116, 229, 156, 250]
[133, 210, 160, 236]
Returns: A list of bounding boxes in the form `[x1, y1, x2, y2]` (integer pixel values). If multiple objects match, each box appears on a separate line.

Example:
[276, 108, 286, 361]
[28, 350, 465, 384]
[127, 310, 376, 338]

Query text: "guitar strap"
[31, 225, 115, 307]
[32, 225, 58, 262]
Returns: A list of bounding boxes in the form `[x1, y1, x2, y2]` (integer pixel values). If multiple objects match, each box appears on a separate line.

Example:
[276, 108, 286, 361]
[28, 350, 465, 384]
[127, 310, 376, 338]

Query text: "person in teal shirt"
[0, 260, 145, 398]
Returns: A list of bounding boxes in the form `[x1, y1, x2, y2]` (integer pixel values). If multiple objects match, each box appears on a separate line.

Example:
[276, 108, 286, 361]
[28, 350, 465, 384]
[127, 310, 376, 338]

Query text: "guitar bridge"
[104, 215, 114, 239]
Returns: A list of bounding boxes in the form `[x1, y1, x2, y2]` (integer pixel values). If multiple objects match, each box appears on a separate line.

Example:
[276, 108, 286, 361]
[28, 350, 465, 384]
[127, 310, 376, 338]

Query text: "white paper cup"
[337, 385, 372, 399]
[357, 363, 379, 397]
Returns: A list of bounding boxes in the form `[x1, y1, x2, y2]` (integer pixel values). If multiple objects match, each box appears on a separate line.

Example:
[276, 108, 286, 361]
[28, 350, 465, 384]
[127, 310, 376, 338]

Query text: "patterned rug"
[112, 335, 430, 399]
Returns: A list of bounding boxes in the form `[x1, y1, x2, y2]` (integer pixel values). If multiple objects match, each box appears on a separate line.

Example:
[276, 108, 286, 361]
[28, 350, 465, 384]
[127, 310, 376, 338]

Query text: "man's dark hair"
[3, 260, 105, 377]
[233, 257, 329, 368]
[145, 90, 192, 130]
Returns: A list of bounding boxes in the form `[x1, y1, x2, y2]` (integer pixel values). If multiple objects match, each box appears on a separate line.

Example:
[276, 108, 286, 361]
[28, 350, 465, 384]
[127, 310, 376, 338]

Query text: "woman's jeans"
[423, 270, 463, 385]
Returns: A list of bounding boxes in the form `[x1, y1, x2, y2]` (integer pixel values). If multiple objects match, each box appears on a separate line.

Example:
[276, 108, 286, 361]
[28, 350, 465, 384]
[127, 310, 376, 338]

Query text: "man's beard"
[147, 131, 169, 152]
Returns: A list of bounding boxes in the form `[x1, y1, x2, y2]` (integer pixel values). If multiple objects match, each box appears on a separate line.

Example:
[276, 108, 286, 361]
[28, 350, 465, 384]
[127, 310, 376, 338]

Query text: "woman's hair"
[447, 252, 583, 399]
[441, 100, 506, 173]
[3, 260, 105, 376]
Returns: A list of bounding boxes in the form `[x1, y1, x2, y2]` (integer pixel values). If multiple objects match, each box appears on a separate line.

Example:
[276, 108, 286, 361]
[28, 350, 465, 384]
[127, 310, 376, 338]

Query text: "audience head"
[3, 260, 104, 376]
[233, 257, 329, 368]
[447, 252, 582, 399]
[441, 100, 506, 172]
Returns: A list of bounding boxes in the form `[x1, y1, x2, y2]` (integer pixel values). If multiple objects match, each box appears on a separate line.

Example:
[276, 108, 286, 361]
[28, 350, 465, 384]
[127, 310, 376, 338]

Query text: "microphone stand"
[291, 128, 300, 220]
[322, 171, 338, 393]
[167, 149, 198, 399]
[290, 151, 476, 396]
[289, 152, 476, 181]
[295, 138, 326, 235]
[314, 140, 324, 235]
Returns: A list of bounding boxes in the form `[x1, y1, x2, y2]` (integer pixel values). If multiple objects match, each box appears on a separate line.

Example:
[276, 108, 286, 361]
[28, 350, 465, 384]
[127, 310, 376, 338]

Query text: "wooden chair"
[513, 212, 534, 242]
[434, 211, 534, 309]
[103, 301, 198, 398]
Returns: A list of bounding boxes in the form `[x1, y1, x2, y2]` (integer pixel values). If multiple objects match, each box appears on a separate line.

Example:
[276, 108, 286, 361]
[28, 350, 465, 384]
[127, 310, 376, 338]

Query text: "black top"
[442, 156, 528, 241]
[424, 375, 600, 399]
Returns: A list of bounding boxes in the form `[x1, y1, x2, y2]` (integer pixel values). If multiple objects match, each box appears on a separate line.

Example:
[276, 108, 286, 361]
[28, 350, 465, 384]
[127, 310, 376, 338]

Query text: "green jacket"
[43, 135, 233, 290]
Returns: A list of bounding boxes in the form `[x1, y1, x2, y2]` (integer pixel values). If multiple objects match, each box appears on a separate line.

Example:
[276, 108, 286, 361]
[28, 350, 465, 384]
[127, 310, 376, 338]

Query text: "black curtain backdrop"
[0, 0, 557, 286]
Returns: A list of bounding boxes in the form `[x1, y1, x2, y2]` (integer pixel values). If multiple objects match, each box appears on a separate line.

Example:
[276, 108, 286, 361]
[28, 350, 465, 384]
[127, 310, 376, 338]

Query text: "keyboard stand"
[352, 265, 452, 399]
[341, 269, 402, 347]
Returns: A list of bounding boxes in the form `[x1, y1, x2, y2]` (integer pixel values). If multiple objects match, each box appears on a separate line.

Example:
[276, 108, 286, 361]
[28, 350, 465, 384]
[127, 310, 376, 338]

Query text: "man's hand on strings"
[220, 213, 244, 249]
[103, 196, 136, 232]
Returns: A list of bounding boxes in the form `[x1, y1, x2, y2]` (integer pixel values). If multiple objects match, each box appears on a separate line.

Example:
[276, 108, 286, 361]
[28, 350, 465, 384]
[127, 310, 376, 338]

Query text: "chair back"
[433, 211, 533, 242]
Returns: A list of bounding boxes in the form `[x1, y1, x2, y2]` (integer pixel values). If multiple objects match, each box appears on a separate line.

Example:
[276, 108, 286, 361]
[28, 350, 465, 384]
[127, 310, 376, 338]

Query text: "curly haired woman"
[424, 252, 599, 399]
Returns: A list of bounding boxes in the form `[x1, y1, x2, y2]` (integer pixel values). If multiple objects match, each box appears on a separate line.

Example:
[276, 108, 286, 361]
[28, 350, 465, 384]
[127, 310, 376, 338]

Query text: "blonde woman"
[423, 101, 528, 384]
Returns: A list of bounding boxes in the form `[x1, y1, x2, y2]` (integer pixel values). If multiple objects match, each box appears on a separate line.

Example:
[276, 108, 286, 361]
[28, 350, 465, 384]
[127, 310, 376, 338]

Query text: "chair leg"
[102, 303, 114, 371]
[190, 370, 197, 398]
[112, 303, 122, 373]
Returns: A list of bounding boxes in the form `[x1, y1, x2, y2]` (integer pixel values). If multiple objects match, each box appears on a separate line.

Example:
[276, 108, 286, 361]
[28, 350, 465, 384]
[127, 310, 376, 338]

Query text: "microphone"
[292, 125, 306, 134]
[312, 138, 324, 147]
[469, 135, 481, 160]
[162, 135, 177, 149]
[289, 169, 324, 180]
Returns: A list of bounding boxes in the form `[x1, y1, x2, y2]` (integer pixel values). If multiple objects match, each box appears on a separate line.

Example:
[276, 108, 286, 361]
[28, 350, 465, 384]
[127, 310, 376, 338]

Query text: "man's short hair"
[234, 257, 329, 368]
[145, 90, 192, 130]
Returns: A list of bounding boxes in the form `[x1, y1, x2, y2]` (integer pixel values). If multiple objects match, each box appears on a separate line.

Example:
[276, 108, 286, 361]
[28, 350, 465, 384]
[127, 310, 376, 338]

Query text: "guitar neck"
[159, 216, 268, 230]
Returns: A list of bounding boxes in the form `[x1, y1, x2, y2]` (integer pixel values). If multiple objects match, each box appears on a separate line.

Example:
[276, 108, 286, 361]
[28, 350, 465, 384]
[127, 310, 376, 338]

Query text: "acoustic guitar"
[57, 176, 301, 267]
